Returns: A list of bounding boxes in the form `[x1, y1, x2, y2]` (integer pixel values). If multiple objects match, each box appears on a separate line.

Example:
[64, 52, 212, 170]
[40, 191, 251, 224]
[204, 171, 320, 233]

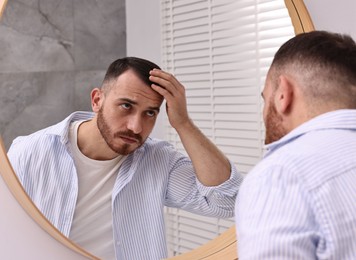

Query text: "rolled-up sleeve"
[165, 155, 243, 218]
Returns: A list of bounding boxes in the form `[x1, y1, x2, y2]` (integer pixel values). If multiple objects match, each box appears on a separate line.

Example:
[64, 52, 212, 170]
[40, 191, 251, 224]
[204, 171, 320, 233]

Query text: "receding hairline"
[100, 57, 161, 94]
[100, 68, 151, 94]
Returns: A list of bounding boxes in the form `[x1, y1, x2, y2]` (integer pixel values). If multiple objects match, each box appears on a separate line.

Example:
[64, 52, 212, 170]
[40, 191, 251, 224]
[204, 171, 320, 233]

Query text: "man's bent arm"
[149, 69, 231, 186]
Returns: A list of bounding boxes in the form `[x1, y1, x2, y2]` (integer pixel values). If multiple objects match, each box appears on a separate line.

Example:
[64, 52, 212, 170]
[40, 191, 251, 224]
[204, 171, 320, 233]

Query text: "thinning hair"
[101, 57, 161, 93]
[270, 31, 356, 109]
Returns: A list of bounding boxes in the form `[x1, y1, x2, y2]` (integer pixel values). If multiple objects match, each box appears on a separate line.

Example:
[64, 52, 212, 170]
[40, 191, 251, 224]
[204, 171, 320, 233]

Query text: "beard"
[264, 99, 287, 145]
[97, 107, 143, 155]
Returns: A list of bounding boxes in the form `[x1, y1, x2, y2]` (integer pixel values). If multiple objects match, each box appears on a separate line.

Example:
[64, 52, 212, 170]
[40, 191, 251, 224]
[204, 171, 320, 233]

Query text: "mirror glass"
[0, 0, 314, 259]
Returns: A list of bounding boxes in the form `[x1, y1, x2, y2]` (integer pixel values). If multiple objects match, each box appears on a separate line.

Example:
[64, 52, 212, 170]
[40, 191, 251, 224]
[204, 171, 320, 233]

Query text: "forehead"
[106, 70, 163, 105]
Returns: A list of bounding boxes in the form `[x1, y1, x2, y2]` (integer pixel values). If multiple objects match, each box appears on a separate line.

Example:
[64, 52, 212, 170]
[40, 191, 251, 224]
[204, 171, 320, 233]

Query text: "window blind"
[161, 0, 295, 256]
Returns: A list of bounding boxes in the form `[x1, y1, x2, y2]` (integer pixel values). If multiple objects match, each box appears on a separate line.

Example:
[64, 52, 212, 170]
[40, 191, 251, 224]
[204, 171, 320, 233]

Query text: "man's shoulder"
[10, 127, 63, 155]
[10, 111, 94, 150]
[242, 144, 303, 189]
[245, 128, 356, 192]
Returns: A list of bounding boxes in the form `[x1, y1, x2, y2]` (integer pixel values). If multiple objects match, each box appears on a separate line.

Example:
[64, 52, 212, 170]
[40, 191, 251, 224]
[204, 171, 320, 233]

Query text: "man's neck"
[77, 119, 119, 161]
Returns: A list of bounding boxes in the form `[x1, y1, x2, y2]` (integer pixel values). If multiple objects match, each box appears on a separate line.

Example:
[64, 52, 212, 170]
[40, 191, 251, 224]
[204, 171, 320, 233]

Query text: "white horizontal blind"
[161, 0, 295, 256]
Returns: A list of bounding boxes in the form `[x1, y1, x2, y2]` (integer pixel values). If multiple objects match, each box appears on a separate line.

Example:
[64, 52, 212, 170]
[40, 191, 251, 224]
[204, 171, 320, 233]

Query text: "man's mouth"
[120, 135, 139, 144]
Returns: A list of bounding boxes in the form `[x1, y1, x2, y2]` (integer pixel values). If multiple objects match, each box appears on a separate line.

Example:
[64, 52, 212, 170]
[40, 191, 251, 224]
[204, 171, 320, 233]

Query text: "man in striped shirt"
[8, 57, 242, 260]
[235, 31, 356, 259]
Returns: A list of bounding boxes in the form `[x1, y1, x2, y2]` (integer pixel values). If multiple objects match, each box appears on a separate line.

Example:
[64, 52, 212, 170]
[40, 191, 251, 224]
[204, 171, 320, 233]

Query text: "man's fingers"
[149, 69, 183, 91]
[151, 83, 173, 98]
[150, 68, 175, 81]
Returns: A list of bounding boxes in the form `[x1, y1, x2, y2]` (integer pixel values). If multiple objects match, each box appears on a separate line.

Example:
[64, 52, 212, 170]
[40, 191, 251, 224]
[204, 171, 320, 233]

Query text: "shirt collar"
[264, 109, 356, 156]
[46, 111, 95, 144]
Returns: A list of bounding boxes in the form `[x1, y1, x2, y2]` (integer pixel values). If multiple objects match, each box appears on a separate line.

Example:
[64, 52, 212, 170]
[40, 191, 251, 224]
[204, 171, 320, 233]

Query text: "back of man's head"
[271, 30, 356, 110]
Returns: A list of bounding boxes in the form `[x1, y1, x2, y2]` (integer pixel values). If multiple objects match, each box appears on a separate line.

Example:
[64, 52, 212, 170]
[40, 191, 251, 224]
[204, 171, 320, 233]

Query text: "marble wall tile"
[0, 72, 45, 131]
[74, 70, 106, 111]
[1, 71, 76, 148]
[0, 0, 126, 149]
[0, 0, 74, 72]
[74, 0, 126, 70]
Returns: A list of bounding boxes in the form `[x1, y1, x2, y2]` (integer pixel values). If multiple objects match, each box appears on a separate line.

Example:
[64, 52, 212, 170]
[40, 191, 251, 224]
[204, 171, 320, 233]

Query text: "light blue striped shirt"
[235, 109, 356, 259]
[8, 111, 242, 260]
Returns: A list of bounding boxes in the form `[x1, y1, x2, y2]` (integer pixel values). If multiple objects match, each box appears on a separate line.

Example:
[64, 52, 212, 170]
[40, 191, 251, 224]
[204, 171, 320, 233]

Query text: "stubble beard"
[97, 107, 143, 155]
[264, 99, 288, 145]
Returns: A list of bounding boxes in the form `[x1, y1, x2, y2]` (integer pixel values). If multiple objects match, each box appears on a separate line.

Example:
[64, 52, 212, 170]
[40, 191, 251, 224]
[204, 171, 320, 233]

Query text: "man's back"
[236, 110, 356, 259]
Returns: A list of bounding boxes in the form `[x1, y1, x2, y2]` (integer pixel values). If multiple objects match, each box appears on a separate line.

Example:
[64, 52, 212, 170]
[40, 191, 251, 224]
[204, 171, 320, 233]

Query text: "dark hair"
[271, 31, 356, 106]
[272, 30, 356, 85]
[102, 57, 161, 90]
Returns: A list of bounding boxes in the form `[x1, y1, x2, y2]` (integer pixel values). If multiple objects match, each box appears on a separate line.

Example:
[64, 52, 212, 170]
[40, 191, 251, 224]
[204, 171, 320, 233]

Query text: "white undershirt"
[68, 120, 126, 260]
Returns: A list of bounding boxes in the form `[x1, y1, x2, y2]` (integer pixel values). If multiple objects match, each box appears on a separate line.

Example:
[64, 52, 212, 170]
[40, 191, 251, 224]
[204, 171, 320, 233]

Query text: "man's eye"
[146, 110, 156, 117]
[121, 103, 131, 109]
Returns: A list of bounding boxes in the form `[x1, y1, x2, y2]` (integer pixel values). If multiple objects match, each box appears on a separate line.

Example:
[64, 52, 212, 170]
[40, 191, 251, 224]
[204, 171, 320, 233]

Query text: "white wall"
[304, 0, 356, 40]
[125, 0, 161, 64]
[125, 0, 165, 139]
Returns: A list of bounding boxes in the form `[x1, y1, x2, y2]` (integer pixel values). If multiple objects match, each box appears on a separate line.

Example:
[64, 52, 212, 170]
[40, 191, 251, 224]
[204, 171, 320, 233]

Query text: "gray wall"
[0, 0, 126, 149]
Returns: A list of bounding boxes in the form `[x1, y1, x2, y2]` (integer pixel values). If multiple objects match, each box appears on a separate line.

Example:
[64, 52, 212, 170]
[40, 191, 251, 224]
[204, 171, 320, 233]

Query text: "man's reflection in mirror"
[8, 57, 243, 260]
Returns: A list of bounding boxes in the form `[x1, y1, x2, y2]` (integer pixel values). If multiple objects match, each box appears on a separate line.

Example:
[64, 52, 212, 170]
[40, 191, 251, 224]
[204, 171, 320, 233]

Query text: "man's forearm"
[176, 119, 231, 186]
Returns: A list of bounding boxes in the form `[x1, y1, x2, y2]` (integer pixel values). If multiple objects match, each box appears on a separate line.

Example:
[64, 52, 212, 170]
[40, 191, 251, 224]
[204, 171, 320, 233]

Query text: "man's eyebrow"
[150, 107, 160, 113]
[118, 98, 160, 112]
[118, 98, 137, 104]
[148, 104, 160, 113]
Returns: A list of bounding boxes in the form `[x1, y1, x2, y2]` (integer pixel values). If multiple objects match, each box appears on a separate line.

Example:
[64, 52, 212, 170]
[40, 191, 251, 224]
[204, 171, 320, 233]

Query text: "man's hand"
[149, 69, 231, 186]
[149, 69, 191, 130]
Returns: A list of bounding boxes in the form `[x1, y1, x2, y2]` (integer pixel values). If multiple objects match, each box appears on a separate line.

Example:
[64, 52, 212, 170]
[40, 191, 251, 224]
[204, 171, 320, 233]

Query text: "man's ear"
[274, 75, 294, 114]
[91, 88, 103, 113]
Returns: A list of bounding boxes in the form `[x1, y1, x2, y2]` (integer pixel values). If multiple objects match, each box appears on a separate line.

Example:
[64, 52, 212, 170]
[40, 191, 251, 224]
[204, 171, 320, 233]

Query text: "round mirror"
[0, 0, 314, 259]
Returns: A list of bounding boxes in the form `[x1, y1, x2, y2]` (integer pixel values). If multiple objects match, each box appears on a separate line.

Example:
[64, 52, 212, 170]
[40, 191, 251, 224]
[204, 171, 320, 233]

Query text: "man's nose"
[127, 114, 143, 134]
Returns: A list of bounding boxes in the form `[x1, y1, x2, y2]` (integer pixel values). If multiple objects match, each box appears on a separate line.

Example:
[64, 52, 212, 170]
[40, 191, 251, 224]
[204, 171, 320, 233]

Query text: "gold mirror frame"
[0, 0, 314, 259]
[285, 0, 315, 35]
[0, 0, 7, 18]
